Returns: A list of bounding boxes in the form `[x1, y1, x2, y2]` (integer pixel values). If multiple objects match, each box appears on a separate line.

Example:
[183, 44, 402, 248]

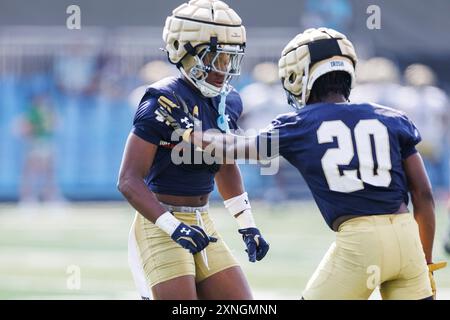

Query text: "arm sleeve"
[131, 96, 168, 146]
[398, 115, 422, 160]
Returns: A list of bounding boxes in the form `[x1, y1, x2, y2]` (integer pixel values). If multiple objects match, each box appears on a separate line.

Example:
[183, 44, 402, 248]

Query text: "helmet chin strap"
[216, 85, 231, 133]
[288, 92, 302, 110]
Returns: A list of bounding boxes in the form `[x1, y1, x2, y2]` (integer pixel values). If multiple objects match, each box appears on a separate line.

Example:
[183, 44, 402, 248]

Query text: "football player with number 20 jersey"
[162, 27, 447, 299]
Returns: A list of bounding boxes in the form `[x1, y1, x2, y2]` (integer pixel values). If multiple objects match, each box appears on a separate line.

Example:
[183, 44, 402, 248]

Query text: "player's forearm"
[411, 190, 435, 264]
[190, 131, 258, 161]
[191, 131, 235, 161]
[215, 164, 245, 200]
[403, 153, 436, 264]
[118, 176, 166, 223]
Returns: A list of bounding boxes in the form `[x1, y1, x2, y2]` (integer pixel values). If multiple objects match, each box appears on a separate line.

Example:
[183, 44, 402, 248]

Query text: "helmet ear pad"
[179, 46, 208, 77]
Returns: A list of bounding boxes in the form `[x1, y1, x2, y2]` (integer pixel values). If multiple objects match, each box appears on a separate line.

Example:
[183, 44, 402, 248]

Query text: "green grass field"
[1, 200, 449, 299]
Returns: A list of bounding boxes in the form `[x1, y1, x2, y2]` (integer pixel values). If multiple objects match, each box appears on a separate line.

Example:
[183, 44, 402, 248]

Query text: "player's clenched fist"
[155, 211, 217, 254]
[171, 223, 218, 254]
[238, 227, 270, 262]
[224, 192, 270, 263]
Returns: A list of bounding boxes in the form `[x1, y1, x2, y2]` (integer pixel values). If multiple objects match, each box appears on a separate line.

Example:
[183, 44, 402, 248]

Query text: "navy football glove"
[238, 227, 269, 262]
[155, 93, 201, 134]
[171, 223, 217, 254]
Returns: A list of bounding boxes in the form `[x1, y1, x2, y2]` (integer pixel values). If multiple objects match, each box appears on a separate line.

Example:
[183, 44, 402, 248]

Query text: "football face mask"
[187, 44, 245, 96]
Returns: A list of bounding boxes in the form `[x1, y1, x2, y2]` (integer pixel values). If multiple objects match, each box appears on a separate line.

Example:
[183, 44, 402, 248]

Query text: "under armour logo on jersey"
[181, 117, 193, 128]
[180, 227, 191, 235]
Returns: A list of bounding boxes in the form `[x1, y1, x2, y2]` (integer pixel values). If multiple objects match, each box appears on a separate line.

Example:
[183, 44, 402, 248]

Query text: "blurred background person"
[16, 94, 61, 204]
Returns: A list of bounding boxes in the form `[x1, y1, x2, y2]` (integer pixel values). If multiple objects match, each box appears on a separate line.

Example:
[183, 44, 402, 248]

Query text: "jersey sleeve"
[131, 94, 169, 146]
[398, 114, 422, 159]
[256, 113, 298, 159]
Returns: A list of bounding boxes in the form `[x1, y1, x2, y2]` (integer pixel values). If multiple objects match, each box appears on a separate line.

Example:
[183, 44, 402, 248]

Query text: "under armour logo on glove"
[181, 117, 193, 128]
[238, 227, 270, 262]
[171, 223, 218, 254]
[180, 227, 191, 235]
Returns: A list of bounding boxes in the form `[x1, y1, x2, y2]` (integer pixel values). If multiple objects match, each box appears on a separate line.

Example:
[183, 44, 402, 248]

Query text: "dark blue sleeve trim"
[402, 147, 418, 160]
[132, 126, 161, 146]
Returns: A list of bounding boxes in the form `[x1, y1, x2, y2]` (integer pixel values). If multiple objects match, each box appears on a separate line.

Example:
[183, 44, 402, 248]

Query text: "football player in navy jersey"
[117, 0, 269, 300]
[161, 28, 447, 299]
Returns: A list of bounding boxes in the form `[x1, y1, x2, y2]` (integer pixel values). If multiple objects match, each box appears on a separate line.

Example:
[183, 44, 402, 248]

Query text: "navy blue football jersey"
[132, 76, 242, 196]
[257, 102, 422, 229]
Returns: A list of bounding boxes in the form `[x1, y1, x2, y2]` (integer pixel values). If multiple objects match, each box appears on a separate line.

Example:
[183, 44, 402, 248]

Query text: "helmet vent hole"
[288, 73, 296, 84]
[173, 40, 179, 50]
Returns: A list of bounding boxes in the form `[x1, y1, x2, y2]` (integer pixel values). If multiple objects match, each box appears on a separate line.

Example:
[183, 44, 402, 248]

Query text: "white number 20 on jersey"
[317, 119, 392, 193]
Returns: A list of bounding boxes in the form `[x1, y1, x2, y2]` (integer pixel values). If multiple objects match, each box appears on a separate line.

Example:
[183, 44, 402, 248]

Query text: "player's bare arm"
[403, 151, 447, 298]
[215, 164, 245, 199]
[118, 133, 167, 223]
[192, 130, 259, 161]
[403, 152, 435, 264]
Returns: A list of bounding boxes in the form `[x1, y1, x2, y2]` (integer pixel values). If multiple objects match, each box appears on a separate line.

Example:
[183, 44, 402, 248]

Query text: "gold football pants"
[128, 204, 239, 297]
[303, 213, 432, 300]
